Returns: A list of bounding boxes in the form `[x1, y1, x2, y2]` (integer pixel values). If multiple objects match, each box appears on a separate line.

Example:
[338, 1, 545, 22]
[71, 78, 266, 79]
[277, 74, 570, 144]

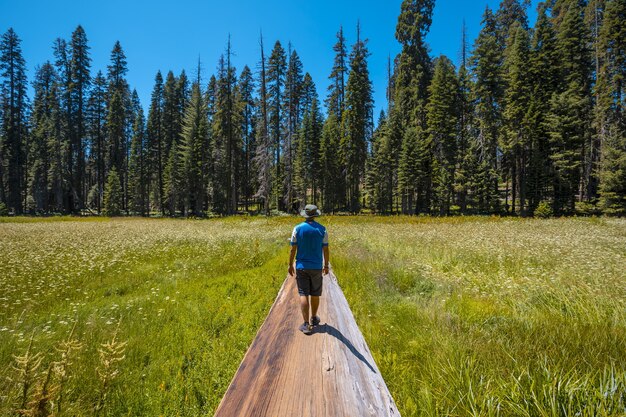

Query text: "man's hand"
[288, 265, 295, 277]
[323, 265, 329, 276]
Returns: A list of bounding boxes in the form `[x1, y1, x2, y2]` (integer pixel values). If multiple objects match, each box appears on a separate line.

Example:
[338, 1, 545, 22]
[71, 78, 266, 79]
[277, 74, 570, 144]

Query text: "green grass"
[328, 216, 626, 416]
[0, 218, 287, 416]
[0, 216, 625, 416]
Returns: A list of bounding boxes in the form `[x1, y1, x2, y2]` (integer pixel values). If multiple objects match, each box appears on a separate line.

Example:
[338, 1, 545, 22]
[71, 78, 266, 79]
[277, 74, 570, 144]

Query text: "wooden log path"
[213, 269, 400, 417]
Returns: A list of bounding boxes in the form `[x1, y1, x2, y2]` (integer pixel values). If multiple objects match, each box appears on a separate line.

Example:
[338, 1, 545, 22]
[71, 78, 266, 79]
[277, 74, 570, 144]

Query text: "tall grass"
[328, 217, 626, 416]
[0, 218, 287, 416]
[0, 216, 624, 416]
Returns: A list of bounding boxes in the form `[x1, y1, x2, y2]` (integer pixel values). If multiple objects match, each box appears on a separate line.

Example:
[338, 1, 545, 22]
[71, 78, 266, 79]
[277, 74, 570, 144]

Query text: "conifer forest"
[1, 0, 625, 217]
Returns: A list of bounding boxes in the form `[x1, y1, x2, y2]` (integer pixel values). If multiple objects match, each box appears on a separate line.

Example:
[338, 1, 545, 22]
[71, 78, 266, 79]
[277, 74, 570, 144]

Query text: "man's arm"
[322, 228, 330, 275]
[288, 245, 297, 276]
[289, 226, 298, 276]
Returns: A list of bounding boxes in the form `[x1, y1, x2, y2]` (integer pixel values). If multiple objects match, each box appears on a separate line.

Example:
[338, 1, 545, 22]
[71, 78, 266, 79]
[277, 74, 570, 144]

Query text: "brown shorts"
[296, 269, 323, 296]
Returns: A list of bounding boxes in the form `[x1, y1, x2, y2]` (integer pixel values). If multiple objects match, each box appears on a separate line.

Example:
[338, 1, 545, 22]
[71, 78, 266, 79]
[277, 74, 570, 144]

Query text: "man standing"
[288, 204, 330, 335]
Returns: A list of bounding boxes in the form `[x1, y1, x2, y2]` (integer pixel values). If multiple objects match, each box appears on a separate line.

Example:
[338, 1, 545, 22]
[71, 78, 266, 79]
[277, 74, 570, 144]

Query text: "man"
[288, 204, 330, 335]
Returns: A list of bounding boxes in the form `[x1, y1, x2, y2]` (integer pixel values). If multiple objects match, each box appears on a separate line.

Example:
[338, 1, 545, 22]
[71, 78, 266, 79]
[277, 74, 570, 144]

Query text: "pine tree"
[300, 73, 316, 116]
[146, 71, 164, 214]
[326, 27, 348, 121]
[69, 25, 91, 210]
[495, 0, 530, 46]
[394, 0, 434, 127]
[106, 88, 125, 191]
[341, 23, 373, 213]
[366, 111, 394, 213]
[239, 65, 256, 211]
[267, 41, 287, 211]
[493, 1, 529, 214]
[208, 54, 225, 213]
[392, 0, 435, 213]
[53, 37, 73, 213]
[28, 63, 57, 213]
[294, 96, 322, 208]
[177, 70, 190, 114]
[128, 104, 147, 215]
[526, 4, 559, 214]
[294, 109, 310, 207]
[427, 56, 460, 215]
[599, 130, 626, 215]
[381, 112, 396, 214]
[86, 71, 107, 213]
[177, 71, 191, 206]
[107, 41, 128, 93]
[502, 22, 531, 215]
[551, 0, 572, 26]
[206, 75, 217, 119]
[546, 89, 586, 214]
[162, 71, 179, 170]
[160, 70, 189, 209]
[455, 29, 485, 215]
[103, 166, 122, 216]
[283, 48, 304, 211]
[159, 71, 177, 214]
[320, 114, 342, 213]
[253, 33, 272, 215]
[163, 133, 183, 216]
[299, 72, 320, 207]
[471, 6, 503, 212]
[597, 0, 626, 214]
[302, 98, 324, 208]
[47, 68, 66, 213]
[1, 28, 29, 214]
[585, 0, 606, 201]
[212, 43, 242, 214]
[105, 41, 130, 212]
[202, 74, 217, 213]
[548, 0, 592, 214]
[398, 125, 425, 214]
[455, 22, 478, 213]
[180, 81, 209, 216]
[308, 98, 323, 205]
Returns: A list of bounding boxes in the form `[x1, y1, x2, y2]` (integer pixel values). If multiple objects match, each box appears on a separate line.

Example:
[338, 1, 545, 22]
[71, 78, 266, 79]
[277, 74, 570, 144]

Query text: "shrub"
[534, 201, 553, 218]
[575, 201, 602, 216]
[0, 202, 8, 216]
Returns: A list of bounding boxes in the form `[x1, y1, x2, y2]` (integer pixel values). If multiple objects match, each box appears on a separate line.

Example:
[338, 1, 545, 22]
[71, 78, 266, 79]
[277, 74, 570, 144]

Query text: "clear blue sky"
[2, 0, 540, 117]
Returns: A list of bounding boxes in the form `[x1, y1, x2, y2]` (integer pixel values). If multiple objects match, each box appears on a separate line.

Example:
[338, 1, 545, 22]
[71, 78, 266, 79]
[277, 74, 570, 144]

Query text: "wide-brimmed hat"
[300, 204, 321, 219]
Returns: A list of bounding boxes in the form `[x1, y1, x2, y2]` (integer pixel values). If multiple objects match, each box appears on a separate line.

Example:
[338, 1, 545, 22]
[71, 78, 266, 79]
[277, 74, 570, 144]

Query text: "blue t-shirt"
[290, 220, 329, 270]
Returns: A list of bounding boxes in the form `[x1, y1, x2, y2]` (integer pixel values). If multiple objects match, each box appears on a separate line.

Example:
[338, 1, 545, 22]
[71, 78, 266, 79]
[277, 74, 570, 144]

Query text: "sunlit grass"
[0, 216, 624, 416]
[0, 218, 287, 416]
[329, 216, 626, 416]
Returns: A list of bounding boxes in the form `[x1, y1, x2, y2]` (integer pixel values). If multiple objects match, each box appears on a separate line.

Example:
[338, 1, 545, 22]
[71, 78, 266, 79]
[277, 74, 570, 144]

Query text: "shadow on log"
[213, 269, 400, 417]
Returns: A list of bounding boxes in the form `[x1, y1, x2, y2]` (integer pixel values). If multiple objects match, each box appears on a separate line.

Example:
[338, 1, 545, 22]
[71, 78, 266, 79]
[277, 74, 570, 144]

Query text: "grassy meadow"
[0, 216, 624, 416]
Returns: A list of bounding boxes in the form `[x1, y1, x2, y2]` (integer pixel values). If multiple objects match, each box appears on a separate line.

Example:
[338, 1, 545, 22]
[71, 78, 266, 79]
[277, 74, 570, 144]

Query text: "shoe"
[311, 316, 321, 326]
[299, 322, 312, 335]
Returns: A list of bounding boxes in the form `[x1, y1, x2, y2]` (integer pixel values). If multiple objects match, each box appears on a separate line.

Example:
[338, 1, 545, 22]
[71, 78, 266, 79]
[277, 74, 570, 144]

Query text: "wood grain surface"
[213, 269, 400, 417]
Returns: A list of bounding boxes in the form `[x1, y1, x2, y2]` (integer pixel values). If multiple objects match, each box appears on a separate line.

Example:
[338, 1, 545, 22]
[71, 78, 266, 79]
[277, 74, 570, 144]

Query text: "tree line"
[1, 0, 624, 217]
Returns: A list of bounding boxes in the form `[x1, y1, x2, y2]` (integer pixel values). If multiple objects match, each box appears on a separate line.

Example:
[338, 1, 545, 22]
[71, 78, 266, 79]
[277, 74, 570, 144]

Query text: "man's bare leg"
[311, 296, 320, 319]
[299, 295, 310, 323]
